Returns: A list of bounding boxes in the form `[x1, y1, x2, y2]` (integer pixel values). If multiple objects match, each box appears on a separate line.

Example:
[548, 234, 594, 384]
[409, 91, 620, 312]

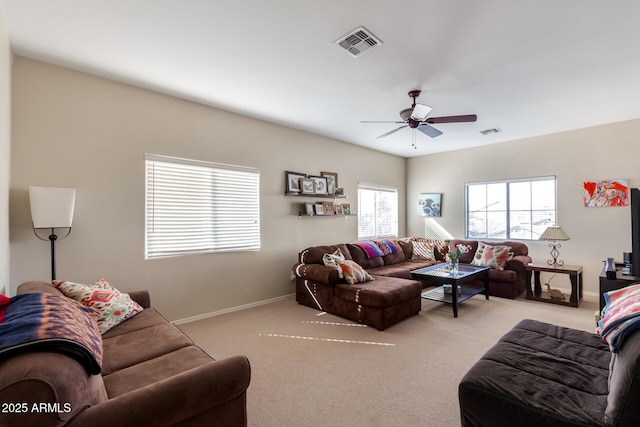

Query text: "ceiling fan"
[361, 90, 477, 140]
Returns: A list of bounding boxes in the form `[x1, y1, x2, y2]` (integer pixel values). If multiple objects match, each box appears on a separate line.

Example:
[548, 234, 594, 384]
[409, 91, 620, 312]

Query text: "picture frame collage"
[286, 170, 340, 196]
[285, 170, 350, 216]
[304, 201, 351, 216]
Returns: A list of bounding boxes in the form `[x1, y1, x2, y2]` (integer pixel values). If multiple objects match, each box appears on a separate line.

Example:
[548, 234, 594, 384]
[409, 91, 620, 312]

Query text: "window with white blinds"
[357, 184, 398, 239]
[465, 176, 556, 240]
[145, 154, 260, 259]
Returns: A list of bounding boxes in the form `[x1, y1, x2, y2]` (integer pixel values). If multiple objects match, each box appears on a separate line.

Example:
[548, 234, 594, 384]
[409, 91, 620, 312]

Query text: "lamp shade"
[539, 226, 569, 241]
[29, 186, 76, 228]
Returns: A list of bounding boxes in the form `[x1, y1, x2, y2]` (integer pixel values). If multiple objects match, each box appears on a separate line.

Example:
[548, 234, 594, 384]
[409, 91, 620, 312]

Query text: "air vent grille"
[480, 128, 502, 135]
[336, 26, 382, 57]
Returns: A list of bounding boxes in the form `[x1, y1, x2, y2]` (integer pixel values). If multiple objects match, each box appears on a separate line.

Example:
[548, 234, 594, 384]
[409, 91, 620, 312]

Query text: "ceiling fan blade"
[418, 124, 443, 138]
[361, 120, 406, 124]
[426, 114, 477, 124]
[410, 103, 432, 121]
[377, 125, 408, 139]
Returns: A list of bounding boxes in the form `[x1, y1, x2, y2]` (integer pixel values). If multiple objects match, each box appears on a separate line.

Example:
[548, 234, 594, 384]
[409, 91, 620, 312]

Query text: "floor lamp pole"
[49, 228, 58, 281]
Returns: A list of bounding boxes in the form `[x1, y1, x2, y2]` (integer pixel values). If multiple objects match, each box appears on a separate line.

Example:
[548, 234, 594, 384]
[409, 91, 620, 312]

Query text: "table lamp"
[539, 225, 570, 267]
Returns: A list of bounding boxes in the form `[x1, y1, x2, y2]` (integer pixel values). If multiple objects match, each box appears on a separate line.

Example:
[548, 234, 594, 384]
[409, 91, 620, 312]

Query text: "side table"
[525, 263, 583, 307]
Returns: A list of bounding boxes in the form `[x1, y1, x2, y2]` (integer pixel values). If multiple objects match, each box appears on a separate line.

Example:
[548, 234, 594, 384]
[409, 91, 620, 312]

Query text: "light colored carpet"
[178, 292, 599, 427]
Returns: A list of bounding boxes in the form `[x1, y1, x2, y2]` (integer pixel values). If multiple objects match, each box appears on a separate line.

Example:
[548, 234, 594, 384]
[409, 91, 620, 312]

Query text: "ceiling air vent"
[335, 26, 382, 57]
[480, 128, 502, 135]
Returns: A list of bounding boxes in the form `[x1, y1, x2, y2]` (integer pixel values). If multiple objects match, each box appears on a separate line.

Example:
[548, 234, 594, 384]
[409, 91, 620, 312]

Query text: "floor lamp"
[29, 186, 76, 281]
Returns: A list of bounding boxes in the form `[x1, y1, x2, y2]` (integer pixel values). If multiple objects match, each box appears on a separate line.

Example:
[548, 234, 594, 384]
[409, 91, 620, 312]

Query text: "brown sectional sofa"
[293, 238, 532, 330]
[0, 281, 251, 427]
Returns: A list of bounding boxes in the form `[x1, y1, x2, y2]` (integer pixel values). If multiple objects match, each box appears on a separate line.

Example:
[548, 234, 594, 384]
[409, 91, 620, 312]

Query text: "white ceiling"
[2, 1, 640, 158]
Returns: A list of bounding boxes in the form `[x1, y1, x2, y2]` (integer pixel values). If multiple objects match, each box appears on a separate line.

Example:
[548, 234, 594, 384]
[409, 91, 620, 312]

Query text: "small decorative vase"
[605, 257, 616, 279]
[449, 258, 459, 276]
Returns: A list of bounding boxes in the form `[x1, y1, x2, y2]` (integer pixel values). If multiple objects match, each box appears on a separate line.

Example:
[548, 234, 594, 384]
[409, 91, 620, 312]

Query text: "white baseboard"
[172, 293, 295, 325]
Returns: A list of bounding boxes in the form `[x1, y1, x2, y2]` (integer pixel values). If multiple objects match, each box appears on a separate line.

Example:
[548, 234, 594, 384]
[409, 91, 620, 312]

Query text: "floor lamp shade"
[29, 186, 76, 228]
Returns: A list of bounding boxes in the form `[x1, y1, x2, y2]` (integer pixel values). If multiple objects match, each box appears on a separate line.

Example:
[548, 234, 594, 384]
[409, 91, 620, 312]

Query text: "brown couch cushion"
[103, 346, 215, 397]
[382, 242, 407, 265]
[101, 324, 193, 375]
[299, 244, 352, 264]
[334, 276, 422, 308]
[101, 308, 169, 339]
[346, 243, 384, 269]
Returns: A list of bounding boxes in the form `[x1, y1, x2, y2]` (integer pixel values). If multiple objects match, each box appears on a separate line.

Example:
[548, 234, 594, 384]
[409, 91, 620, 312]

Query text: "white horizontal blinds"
[465, 176, 555, 240]
[146, 155, 260, 258]
[357, 184, 398, 239]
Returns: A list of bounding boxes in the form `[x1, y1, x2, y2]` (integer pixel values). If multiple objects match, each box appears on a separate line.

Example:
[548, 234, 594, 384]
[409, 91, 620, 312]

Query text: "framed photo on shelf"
[336, 204, 344, 215]
[285, 171, 306, 193]
[322, 201, 335, 215]
[314, 203, 324, 215]
[342, 203, 351, 214]
[321, 172, 338, 195]
[305, 202, 314, 215]
[300, 178, 315, 194]
[309, 175, 328, 195]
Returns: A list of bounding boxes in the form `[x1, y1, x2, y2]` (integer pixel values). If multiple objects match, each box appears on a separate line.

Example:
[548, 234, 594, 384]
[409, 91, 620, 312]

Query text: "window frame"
[357, 183, 399, 240]
[465, 176, 556, 241]
[145, 154, 260, 259]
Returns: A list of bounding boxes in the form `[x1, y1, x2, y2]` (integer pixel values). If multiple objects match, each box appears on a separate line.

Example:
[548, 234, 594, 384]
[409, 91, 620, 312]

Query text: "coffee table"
[410, 263, 490, 317]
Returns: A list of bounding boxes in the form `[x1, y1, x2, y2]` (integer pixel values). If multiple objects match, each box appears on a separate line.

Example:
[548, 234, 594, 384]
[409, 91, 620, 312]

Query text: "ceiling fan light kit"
[362, 90, 478, 144]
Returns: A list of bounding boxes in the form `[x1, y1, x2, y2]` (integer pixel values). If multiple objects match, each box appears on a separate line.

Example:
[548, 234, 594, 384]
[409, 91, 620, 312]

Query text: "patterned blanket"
[0, 293, 103, 374]
[596, 283, 640, 353]
[354, 240, 398, 259]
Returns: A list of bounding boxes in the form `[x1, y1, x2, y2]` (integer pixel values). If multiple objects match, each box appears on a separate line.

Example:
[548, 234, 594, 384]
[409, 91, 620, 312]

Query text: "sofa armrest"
[127, 290, 151, 309]
[293, 263, 342, 285]
[67, 355, 251, 427]
[506, 255, 532, 274]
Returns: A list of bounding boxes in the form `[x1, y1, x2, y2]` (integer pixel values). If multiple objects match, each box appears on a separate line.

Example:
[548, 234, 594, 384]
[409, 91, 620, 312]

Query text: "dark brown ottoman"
[459, 319, 640, 427]
[330, 275, 422, 331]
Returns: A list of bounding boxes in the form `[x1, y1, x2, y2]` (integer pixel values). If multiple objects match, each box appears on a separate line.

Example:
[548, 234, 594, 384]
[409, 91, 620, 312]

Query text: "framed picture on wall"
[300, 178, 315, 194]
[419, 193, 441, 217]
[321, 172, 338, 195]
[285, 171, 306, 193]
[315, 203, 324, 215]
[309, 175, 328, 195]
[305, 202, 314, 215]
[336, 205, 344, 215]
[322, 201, 335, 215]
[342, 203, 351, 214]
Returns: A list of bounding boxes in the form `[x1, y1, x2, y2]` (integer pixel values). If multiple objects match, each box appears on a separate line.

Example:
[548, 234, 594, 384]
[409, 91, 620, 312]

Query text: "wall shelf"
[284, 191, 347, 199]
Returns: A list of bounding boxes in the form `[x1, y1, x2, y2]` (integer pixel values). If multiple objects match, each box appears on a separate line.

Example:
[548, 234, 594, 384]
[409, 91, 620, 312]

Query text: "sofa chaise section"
[294, 244, 424, 330]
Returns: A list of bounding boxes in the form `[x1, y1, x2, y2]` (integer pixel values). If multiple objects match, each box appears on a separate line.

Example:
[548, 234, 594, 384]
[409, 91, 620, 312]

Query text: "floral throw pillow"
[411, 240, 435, 260]
[53, 278, 143, 334]
[471, 243, 513, 270]
[337, 260, 374, 284]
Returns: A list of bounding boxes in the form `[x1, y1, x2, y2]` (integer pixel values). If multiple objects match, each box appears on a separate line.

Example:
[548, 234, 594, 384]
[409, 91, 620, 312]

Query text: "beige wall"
[9, 57, 407, 320]
[407, 120, 640, 296]
[0, 9, 10, 295]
